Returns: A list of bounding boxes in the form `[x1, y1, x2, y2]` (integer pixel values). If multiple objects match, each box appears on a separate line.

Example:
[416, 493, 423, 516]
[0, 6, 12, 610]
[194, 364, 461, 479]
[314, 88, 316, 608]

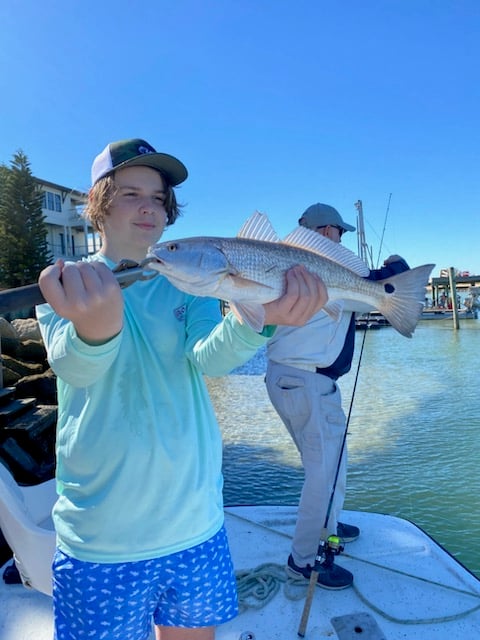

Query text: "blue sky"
[1, 0, 479, 275]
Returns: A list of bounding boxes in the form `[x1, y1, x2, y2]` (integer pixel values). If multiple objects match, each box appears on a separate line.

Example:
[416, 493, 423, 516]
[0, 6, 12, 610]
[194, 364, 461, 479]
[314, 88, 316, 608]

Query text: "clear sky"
[1, 0, 479, 275]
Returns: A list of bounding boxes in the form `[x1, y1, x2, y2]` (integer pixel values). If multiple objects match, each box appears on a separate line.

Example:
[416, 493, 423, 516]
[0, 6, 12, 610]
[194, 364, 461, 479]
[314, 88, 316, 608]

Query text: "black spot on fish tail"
[377, 264, 435, 337]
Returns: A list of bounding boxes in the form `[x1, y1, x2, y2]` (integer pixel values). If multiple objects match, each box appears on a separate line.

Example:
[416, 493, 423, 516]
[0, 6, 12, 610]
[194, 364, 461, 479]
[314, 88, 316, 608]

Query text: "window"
[42, 190, 62, 212]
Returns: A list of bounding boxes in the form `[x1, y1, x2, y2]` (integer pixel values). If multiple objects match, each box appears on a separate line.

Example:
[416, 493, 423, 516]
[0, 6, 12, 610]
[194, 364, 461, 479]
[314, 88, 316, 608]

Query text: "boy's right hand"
[38, 259, 124, 345]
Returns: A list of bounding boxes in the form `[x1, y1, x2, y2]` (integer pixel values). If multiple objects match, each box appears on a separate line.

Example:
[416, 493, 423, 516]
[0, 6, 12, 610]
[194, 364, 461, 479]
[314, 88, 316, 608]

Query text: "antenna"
[375, 193, 392, 268]
[354, 200, 373, 269]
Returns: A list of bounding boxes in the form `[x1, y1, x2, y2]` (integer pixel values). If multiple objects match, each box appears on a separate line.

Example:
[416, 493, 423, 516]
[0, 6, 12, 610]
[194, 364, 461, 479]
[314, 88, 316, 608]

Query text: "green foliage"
[0, 151, 52, 288]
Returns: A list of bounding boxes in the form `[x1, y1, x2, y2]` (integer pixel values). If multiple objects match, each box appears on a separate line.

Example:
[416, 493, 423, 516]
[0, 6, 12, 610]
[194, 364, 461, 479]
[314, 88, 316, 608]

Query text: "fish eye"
[167, 243, 177, 252]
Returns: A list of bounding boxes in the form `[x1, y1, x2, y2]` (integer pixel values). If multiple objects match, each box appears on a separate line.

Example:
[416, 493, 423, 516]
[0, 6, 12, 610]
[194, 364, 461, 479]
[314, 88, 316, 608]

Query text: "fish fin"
[227, 273, 276, 293]
[283, 227, 370, 277]
[230, 301, 266, 332]
[342, 301, 376, 314]
[322, 301, 343, 321]
[237, 211, 282, 243]
[376, 264, 435, 337]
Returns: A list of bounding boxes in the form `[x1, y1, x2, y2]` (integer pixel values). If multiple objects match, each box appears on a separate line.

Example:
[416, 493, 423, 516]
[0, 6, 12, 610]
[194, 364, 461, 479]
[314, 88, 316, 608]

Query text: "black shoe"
[2, 561, 22, 585]
[286, 554, 353, 590]
[337, 522, 360, 542]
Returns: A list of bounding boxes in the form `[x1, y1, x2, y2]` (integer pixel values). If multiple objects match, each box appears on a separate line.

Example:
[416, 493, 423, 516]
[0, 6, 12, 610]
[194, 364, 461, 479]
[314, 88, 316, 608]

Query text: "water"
[206, 318, 480, 578]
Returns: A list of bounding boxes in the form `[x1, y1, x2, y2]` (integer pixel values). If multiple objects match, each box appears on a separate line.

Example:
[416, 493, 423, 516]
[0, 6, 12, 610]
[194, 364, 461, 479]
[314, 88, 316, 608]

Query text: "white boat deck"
[219, 507, 480, 638]
[2, 507, 480, 639]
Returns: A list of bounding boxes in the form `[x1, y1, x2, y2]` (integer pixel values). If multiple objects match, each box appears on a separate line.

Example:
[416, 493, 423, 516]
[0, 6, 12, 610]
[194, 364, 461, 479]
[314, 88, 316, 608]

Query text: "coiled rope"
[235, 562, 480, 624]
[235, 563, 286, 613]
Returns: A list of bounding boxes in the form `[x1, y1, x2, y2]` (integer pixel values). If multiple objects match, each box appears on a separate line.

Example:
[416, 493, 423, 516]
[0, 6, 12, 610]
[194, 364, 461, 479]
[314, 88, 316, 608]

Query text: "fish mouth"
[141, 254, 166, 274]
[145, 250, 164, 266]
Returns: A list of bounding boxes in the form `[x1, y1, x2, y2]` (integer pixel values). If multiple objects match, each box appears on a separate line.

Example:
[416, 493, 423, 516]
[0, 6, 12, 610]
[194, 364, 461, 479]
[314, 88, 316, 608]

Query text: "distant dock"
[429, 271, 480, 308]
[427, 270, 480, 328]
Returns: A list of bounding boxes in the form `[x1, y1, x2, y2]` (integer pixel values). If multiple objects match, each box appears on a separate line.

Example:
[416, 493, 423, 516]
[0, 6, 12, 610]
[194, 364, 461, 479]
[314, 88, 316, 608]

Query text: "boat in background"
[420, 307, 478, 321]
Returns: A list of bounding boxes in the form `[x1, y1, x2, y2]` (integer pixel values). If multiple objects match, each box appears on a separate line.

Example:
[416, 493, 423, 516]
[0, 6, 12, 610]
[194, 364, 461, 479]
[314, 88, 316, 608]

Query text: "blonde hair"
[84, 171, 182, 234]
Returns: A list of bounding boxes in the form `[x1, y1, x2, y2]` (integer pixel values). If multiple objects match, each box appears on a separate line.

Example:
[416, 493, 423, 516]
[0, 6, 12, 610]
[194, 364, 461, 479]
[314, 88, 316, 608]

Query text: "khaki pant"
[265, 360, 347, 567]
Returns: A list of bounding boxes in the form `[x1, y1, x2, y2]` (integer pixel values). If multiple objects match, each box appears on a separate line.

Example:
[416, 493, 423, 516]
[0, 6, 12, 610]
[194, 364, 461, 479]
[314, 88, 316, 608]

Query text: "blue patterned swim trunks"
[52, 525, 238, 639]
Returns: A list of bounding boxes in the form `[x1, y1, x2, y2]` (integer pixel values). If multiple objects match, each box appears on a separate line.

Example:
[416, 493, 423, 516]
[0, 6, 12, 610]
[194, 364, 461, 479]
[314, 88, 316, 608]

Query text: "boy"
[37, 138, 327, 640]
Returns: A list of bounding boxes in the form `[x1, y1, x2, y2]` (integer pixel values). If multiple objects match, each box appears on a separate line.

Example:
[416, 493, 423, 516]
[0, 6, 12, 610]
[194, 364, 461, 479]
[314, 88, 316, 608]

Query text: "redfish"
[147, 212, 434, 337]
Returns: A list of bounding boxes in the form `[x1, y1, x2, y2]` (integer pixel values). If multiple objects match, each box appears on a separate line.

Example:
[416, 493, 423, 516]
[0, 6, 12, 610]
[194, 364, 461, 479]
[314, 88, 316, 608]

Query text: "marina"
[2, 4, 480, 636]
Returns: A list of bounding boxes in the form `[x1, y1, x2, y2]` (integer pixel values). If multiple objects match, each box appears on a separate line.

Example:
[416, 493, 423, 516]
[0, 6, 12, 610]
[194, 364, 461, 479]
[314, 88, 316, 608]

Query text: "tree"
[0, 150, 52, 288]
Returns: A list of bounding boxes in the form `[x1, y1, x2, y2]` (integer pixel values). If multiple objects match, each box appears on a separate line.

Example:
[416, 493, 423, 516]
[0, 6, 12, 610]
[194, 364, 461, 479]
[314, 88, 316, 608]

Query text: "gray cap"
[298, 203, 355, 233]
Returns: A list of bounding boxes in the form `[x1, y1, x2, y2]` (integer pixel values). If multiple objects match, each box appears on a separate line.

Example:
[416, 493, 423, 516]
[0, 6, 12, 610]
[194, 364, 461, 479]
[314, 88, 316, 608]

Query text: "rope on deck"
[235, 563, 285, 613]
[228, 511, 480, 624]
[236, 560, 480, 624]
[236, 563, 332, 613]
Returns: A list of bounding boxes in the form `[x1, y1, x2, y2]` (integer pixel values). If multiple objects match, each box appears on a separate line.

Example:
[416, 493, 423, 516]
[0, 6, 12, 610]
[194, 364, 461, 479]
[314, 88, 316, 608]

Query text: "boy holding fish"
[36, 139, 328, 640]
[266, 202, 410, 590]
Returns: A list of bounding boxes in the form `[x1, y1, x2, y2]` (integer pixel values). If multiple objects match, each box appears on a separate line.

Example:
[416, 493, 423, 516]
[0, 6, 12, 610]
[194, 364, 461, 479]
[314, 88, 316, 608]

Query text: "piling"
[448, 267, 460, 330]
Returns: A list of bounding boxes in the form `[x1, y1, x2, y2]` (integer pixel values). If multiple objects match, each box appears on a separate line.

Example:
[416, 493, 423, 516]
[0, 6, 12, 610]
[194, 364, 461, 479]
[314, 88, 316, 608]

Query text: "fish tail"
[377, 264, 435, 337]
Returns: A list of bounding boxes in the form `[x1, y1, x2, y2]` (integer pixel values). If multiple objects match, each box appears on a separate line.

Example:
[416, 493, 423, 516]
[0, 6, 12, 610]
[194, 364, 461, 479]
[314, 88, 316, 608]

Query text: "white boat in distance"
[2, 493, 480, 640]
[420, 307, 478, 321]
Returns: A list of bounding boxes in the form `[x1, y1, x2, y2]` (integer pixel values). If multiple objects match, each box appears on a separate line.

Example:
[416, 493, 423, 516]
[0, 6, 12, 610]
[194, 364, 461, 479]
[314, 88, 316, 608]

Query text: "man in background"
[265, 202, 409, 590]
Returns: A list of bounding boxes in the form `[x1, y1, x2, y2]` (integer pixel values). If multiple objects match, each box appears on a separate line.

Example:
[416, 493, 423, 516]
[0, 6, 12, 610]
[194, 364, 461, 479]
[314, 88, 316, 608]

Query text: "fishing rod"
[298, 326, 368, 638]
[0, 259, 158, 315]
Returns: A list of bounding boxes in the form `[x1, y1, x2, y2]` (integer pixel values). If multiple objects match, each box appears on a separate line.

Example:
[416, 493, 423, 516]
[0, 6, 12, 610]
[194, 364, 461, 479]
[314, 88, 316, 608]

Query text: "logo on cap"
[137, 144, 155, 155]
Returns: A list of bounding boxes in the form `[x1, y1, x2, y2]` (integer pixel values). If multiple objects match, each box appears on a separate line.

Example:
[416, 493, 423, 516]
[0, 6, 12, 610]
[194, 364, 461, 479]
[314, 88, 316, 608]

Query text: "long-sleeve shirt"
[36, 255, 272, 563]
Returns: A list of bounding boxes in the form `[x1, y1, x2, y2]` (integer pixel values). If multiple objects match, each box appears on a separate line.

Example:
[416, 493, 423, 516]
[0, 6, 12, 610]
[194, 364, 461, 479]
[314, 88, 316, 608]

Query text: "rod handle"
[0, 283, 45, 314]
[297, 569, 318, 637]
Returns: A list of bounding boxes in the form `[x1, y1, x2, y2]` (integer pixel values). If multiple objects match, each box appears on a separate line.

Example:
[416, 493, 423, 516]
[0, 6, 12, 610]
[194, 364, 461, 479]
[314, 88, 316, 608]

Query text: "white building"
[37, 178, 100, 261]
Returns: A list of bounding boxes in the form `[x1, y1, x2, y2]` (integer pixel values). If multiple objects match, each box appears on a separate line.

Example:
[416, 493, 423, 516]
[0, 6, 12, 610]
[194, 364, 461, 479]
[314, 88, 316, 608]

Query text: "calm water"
[206, 318, 480, 578]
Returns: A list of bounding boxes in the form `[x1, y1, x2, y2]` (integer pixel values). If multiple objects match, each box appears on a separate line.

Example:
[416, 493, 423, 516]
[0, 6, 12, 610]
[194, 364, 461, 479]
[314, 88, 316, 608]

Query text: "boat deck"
[1, 507, 480, 639]
[221, 507, 480, 639]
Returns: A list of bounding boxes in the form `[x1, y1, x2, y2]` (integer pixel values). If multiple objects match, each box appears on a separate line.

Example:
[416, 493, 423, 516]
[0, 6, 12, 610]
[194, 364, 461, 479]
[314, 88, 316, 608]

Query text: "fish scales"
[217, 236, 376, 299]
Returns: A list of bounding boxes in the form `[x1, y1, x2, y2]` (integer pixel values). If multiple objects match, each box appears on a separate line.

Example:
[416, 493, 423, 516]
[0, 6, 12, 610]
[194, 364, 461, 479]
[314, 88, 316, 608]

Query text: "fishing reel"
[315, 535, 344, 568]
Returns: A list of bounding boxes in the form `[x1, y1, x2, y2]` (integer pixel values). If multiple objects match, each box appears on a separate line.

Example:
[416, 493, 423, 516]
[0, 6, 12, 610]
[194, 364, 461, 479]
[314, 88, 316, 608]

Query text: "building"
[37, 178, 100, 262]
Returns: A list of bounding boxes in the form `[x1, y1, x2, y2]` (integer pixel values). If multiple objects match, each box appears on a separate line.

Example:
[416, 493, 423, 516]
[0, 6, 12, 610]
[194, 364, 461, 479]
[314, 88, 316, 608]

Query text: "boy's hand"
[263, 265, 328, 327]
[38, 259, 124, 344]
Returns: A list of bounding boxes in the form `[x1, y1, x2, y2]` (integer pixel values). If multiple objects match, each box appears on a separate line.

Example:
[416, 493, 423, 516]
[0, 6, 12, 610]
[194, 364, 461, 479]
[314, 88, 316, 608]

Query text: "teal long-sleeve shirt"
[36, 260, 272, 563]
